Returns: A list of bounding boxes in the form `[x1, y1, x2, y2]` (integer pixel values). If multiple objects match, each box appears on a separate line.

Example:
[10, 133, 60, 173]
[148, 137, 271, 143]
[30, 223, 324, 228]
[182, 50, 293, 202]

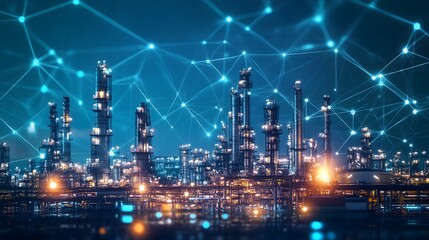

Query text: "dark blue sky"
[1, 0, 429, 167]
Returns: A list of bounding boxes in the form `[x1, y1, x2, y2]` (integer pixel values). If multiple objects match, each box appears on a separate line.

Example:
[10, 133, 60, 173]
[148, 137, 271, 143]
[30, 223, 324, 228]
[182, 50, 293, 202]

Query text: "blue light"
[155, 211, 163, 219]
[206, 132, 211, 137]
[402, 47, 408, 54]
[351, 130, 356, 135]
[409, 143, 413, 147]
[206, 59, 210, 64]
[49, 49, 56, 55]
[302, 44, 314, 50]
[121, 204, 134, 212]
[371, 75, 377, 80]
[223, 40, 227, 44]
[32, 59, 40, 67]
[413, 100, 417, 104]
[245, 26, 250, 31]
[305, 98, 309, 102]
[40, 153, 45, 159]
[305, 116, 310, 121]
[181, 102, 186, 107]
[220, 76, 228, 82]
[72, 0, 80, 5]
[313, 15, 323, 23]
[380, 130, 385, 135]
[327, 40, 334, 48]
[334, 48, 338, 53]
[221, 213, 229, 220]
[40, 85, 48, 93]
[148, 43, 155, 49]
[202, 40, 207, 45]
[378, 73, 383, 79]
[264, 6, 273, 14]
[201, 220, 210, 229]
[76, 70, 84, 78]
[404, 99, 410, 105]
[310, 221, 324, 230]
[30, 122, 35, 128]
[18, 16, 25, 23]
[282, 53, 286, 57]
[310, 232, 324, 240]
[78, 100, 83, 106]
[274, 89, 278, 93]
[403, 139, 407, 143]
[162, 116, 167, 120]
[189, 213, 197, 219]
[242, 51, 246, 55]
[413, 109, 418, 114]
[351, 110, 355, 115]
[226, 16, 232, 23]
[121, 215, 133, 224]
[414, 22, 421, 30]
[56, 58, 63, 65]
[191, 60, 195, 65]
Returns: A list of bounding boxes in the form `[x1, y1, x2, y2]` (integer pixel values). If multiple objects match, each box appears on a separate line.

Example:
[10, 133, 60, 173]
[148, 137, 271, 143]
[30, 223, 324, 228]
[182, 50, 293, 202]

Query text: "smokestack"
[293, 80, 304, 177]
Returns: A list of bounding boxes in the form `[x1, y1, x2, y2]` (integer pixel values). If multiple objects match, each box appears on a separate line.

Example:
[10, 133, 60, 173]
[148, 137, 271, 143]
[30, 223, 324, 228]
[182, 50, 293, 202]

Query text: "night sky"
[1, 0, 429, 168]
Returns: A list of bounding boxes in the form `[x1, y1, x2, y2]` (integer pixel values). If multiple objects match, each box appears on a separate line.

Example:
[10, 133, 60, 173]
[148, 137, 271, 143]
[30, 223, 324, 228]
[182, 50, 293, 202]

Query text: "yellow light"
[317, 167, 330, 183]
[49, 181, 57, 190]
[131, 221, 145, 236]
[184, 191, 189, 197]
[138, 184, 145, 192]
[302, 206, 308, 212]
[253, 209, 259, 215]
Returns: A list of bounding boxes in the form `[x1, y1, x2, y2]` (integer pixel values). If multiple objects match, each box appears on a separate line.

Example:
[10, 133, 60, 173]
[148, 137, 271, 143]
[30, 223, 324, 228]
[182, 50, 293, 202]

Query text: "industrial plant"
[1, 60, 429, 218]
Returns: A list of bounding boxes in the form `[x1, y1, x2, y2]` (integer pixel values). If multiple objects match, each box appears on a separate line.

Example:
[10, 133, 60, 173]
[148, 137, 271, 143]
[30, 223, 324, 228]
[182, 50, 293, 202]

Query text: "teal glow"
[327, 40, 334, 48]
[56, 58, 63, 64]
[264, 7, 273, 14]
[226, 16, 232, 23]
[121, 204, 134, 212]
[121, 215, 133, 224]
[314, 15, 323, 23]
[18, 16, 25, 23]
[148, 43, 155, 49]
[189, 213, 196, 219]
[78, 100, 83, 106]
[414, 22, 421, 30]
[40, 85, 48, 93]
[155, 211, 163, 218]
[310, 231, 324, 240]
[310, 221, 324, 230]
[221, 213, 229, 220]
[76, 70, 84, 78]
[32, 59, 40, 67]
[72, 0, 80, 5]
[49, 49, 56, 55]
[201, 220, 210, 229]
[245, 26, 250, 31]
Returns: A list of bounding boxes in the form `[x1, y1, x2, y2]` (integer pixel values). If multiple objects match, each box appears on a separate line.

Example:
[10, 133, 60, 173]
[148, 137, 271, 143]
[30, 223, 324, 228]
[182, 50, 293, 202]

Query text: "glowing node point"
[40, 85, 48, 93]
[351, 130, 356, 135]
[206, 132, 211, 137]
[221, 213, 229, 220]
[206, 59, 210, 64]
[409, 143, 413, 147]
[327, 40, 334, 48]
[171, 126, 174, 129]
[30, 122, 35, 128]
[155, 212, 163, 219]
[414, 22, 421, 30]
[380, 130, 385, 135]
[32, 59, 40, 67]
[369, 2, 376, 8]
[181, 102, 186, 107]
[219, 108, 223, 112]
[72, 0, 80, 5]
[76, 70, 84, 78]
[305, 98, 309, 102]
[310, 221, 324, 230]
[310, 232, 324, 240]
[264, 6, 273, 14]
[403, 139, 407, 143]
[282, 53, 286, 57]
[313, 14, 323, 23]
[245, 26, 250, 31]
[412, 100, 417, 104]
[334, 88, 337, 91]
[225, 16, 232, 23]
[404, 99, 410, 105]
[223, 40, 227, 44]
[49, 49, 56, 55]
[148, 43, 155, 49]
[371, 76, 377, 80]
[402, 47, 408, 54]
[18, 16, 25, 23]
[378, 73, 383, 79]
[189, 213, 197, 219]
[201, 220, 210, 229]
[202, 40, 207, 45]
[413, 109, 418, 114]
[40, 153, 45, 159]
[191, 60, 195, 65]
[220, 76, 227, 82]
[162, 116, 167, 120]
[274, 89, 278, 93]
[335, 152, 339, 155]
[78, 100, 83, 106]
[242, 51, 246, 55]
[351, 110, 355, 115]
[56, 58, 63, 65]
[334, 48, 338, 53]
[305, 116, 310, 121]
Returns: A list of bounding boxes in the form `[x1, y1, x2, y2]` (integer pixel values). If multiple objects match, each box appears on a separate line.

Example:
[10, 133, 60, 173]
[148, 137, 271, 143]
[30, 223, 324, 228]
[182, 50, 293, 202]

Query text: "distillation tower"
[262, 99, 282, 176]
[229, 88, 241, 174]
[60, 97, 72, 163]
[90, 60, 113, 184]
[321, 95, 331, 170]
[0, 143, 10, 186]
[180, 144, 191, 185]
[131, 102, 154, 184]
[40, 102, 61, 172]
[238, 68, 255, 176]
[292, 81, 304, 177]
[214, 121, 232, 176]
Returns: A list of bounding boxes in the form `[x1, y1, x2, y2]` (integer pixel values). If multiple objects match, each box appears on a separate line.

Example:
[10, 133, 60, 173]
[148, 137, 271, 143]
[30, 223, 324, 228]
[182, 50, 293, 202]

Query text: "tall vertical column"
[0, 143, 10, 186]
[262, 99, 282, 176]
[322, 95, 331, 171]
[238, 68, 255, 176]
[61, 97, 72, 163]
[131, 102, 154, 184]
[293, 81, 304, 177]
[229, 88, 241, 175]
[90, 60, 112, 185]
[40, 102, 61, 172]
[180, 144, 191, 185]
[214, 121, 231, 176]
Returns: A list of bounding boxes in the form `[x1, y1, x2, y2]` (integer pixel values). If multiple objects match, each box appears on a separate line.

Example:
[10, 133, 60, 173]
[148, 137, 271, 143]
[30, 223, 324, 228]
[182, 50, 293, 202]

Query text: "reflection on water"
[1, 209, 429, 239]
